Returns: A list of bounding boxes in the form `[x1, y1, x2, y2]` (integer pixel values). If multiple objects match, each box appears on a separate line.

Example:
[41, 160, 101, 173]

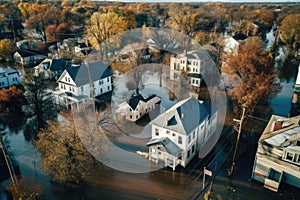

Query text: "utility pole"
[0, 131, 18, 191]
[228, 106, 246, 176]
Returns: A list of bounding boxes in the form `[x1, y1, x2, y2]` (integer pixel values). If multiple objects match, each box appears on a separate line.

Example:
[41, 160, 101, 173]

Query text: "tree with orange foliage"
[221, 37, 277, 113]
[0, 85, 23, 112]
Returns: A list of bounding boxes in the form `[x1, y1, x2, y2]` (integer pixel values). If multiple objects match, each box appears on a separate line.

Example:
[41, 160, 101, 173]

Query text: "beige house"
[252, 115, 300, 192]
[125, 94, 161, 122]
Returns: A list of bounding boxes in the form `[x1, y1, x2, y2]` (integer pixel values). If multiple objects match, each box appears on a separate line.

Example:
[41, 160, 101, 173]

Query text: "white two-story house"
[147, 97, 218, 170]
[170, 50, 207, 88]
[55, 61, 112, 106]
[0, 67, 21, 89]
[252, 115, 300, 192]
[125, 94, 161, 122]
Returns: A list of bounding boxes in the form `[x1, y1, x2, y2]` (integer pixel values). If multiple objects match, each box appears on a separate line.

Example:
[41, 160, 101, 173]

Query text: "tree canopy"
[221, 37, 276, 113]
[280, 14, 300, 53]
[35, 112, 95, 183]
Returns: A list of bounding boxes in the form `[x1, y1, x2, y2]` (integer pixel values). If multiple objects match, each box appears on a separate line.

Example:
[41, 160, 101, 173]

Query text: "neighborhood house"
[0, 67, 21, 89]
[55, 61, 112, 107]
[125, 94, 161, 122]
[252, 115, 300, 192]
[147, 97, 218, 170]
[170, 50, 207, 88]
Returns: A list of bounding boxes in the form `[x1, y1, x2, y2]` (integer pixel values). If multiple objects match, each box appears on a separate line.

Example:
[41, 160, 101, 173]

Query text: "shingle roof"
[151, 97, 209, 135]
[66, 61, 111, 87]
[146, 137, 182, 156]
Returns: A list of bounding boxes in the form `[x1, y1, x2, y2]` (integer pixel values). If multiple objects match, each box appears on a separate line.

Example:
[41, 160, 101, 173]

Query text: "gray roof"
[66, 61, 111, 87]
[147, 137, 182, 156]
[151, 97, 209, 135]
[185, 50, 207, 60]
[0, 67, 17, 74]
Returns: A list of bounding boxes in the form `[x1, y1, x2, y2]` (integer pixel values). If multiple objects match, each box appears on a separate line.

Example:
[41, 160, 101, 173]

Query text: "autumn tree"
[35, 111, 95, 183]
[45, 25, 57, 43]
[221, 37, 276, 113]
[167, 6, 200, 38]
[0, 85, 23, 112]
[85, 11, 128, 58]
[23, 73, 56, 139]
[0, 39, 15, 61]
[55, 23, 71, 41]
[280, 14, 300, 54]
[7, 177, 45, 200]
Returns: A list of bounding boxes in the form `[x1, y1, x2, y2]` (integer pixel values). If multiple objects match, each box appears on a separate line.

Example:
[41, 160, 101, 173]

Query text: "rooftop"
[151, 97, 210, 135]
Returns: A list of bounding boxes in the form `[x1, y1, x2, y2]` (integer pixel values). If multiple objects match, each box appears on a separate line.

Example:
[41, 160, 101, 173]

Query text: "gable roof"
[128, 94, 159, 110]
[146, 137, 182, 156]
[151, 97, 209, 135]
[64, 61, 111, 87]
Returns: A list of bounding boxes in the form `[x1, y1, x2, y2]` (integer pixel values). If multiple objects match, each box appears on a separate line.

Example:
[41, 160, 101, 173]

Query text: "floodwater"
[1, 28, 299, 199]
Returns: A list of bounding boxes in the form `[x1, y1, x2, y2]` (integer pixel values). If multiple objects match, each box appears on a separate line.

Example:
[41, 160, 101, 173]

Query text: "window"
[192, 145, 195, 153]
[173, 133, 176, 137]
[99, 80, 102, 85]
[81, 87, 83, 92]
[107, 77, 110, 82]
[136, 115, 138, 119]
[68, 78, 70, 82]
[188, 135, 191, 144]
[63, 85, 66, 89]
[166, 130, 170, 134]
[192, 79, 195, 84]
[286, 152, 293, 161]
[61, 84, 63, 89]
[130, 115, 132, 119]
[178, 136, 182, 144]
[108, 86, 110, 90]
[187, 150, 190, 158]
[100, 89, 103, 93]
[65, 77, 67, 81]
[196, 80, 199, 85]
[155, 128, 159, 136]
[201, 124, 204, 129]
[72, 88, 74, 92]
[140, 112, 142, 117]
[69, 86, 71, 91]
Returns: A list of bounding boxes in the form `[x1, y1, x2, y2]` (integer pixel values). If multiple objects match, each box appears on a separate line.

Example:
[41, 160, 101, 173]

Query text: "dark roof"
[15, 49, 47, 57]
[128, 94, 144, 110]
[232, 34, 247, 41]
[147, 137, 182, 156]
[50, 58, 68, 71]
[128, 94, 158, 110]
[66, 61, 111, 87]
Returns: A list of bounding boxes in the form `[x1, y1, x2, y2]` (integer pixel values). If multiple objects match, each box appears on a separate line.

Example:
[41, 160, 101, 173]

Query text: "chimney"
[273, 120, 283, 131]
[183, 49, 187, 56]
[181, 113, 184, 119]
